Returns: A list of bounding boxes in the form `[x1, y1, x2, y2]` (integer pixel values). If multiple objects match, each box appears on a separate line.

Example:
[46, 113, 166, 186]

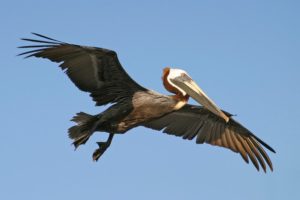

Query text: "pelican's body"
[19, 33, 275, 172]
[111, 90, 185, 133]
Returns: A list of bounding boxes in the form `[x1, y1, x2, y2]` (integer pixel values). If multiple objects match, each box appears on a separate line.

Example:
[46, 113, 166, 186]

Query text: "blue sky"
[1, 0, 299, 199]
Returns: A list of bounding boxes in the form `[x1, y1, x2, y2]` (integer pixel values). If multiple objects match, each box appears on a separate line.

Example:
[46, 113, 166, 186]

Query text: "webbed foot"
[92, 133, 114, 161]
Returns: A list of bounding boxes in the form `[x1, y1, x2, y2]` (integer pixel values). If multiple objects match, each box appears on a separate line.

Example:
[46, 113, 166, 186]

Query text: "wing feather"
[220, 125, 229, 148]
[236, 134, 259, 171]
[143, 104, 275, 172]
[225, 127, 238, 152]
[196, 122, 210, 144]
[250, 137, 273, 171]
[246, 139, 267, 172]
[230, 130, 249, 163]
[19, 33, 146, 106]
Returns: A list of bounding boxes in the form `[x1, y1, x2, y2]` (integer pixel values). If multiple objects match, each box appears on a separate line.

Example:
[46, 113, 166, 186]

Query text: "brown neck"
[172, 93, 189, 102]
[162, 67, 189, 102]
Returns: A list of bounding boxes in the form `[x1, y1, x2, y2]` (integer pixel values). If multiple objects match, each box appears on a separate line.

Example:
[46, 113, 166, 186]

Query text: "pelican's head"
[162, 67, 229, 122]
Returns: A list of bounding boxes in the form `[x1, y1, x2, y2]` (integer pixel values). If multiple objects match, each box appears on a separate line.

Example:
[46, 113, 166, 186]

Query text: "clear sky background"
[1, 0, 299, 199]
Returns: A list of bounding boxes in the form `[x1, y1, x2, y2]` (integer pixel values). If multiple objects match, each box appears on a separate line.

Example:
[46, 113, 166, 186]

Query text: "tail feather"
[68, 112, 99, 148]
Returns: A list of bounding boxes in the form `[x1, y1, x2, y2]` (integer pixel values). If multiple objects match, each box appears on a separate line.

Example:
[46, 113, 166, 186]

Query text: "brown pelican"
[19, 33, 275, 172]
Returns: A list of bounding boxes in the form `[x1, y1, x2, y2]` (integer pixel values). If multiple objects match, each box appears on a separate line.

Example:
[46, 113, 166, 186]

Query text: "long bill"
[171, 75, 230, 123]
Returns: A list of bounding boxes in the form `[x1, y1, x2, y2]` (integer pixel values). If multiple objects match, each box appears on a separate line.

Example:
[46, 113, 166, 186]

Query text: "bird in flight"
[19, 33, 275, 172]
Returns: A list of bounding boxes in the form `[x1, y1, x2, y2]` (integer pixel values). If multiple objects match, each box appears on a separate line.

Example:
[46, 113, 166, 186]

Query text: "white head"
[162, 67, 230, 122]
[166, 68, 191, 96]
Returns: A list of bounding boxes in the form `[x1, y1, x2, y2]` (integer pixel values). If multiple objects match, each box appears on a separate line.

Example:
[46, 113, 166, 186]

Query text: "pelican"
[19, 33, 275, 172]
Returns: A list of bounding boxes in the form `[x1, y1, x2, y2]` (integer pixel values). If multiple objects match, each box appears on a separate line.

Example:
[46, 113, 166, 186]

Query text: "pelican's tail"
[68, 112, 100, 149]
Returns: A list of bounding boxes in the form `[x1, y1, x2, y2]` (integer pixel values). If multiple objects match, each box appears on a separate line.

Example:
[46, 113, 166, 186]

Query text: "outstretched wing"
[143, 104, 275, 172]
[19, 33, 146, 106]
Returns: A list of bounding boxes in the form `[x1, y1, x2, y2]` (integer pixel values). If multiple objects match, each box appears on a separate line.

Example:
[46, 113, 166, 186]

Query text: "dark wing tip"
[230, 118, 276, 152]
[223, 118, 275, 172]
[31, 32, 65, 43]
[18, 33, 66, 58]
[17, 48, 49, 58]
[20, 37, 60, 45]
[253, 135, 276, 154]
[19, 33, 66, 49]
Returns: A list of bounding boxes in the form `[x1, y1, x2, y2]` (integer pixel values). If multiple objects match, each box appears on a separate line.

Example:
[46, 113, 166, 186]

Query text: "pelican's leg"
[92, 133, 114, 161]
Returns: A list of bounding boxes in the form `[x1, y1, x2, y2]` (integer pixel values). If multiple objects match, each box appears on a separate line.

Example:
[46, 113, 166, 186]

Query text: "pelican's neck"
[162, 67, 178, 94]
[171, 93, 189, 102]
[172, 94, 189, 110]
